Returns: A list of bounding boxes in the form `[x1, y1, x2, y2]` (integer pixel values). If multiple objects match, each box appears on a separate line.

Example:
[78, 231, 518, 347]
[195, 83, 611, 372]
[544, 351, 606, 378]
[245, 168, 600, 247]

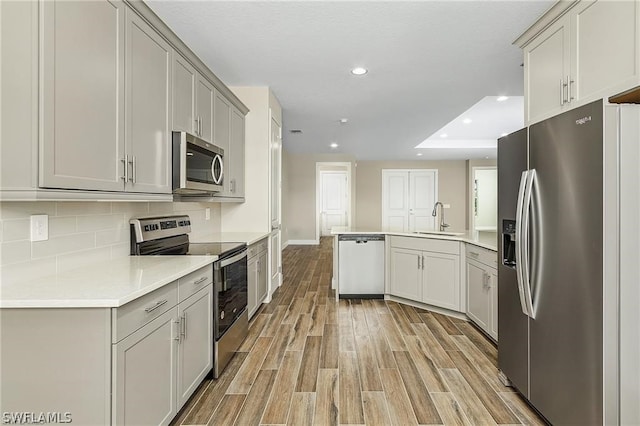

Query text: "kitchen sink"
[413, 231, 465, 237]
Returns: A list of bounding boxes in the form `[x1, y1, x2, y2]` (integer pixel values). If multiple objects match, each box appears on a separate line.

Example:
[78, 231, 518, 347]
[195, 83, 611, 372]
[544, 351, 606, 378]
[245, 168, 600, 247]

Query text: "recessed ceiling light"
[500, 132, 508, 137]
[417, 153, 423, 157]
[340, 118, 349, 124]
[351, 67, 368, 76]
[440, 133, 447, 138]
[497, 96, 509, 102]
[330, 143, 339, 148]
[463, 118, 472, 124]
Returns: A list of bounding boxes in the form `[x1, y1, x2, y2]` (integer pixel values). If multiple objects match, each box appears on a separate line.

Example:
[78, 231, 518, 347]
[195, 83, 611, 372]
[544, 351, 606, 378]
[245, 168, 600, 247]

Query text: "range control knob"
[220, 311, 225, 320]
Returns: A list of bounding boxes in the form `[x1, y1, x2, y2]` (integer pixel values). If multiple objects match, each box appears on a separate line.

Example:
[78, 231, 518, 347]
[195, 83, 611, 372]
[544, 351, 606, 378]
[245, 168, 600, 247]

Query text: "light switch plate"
[30, 214, 49, 242]
[205, 208, 211, 221]
[443, 204, 451, 209]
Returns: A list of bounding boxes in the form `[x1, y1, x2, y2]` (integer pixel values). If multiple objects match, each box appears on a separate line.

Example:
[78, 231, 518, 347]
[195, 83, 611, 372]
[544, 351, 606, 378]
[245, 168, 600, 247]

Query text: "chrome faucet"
[432, 201, 450, 232]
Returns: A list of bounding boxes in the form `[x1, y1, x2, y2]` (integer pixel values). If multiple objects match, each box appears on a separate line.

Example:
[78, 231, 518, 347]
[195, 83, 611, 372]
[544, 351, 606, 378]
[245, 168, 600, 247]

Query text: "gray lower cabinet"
[388, 236, 462, 312]
[248, 238, 268, 318]
[113, 308, 178, 425]
[465, 246, 498, 340]
[111, 266, 213, 424]
[257, 249, 268, 303]
[0, 268, 213, 425]
[177, 285, 213, 407]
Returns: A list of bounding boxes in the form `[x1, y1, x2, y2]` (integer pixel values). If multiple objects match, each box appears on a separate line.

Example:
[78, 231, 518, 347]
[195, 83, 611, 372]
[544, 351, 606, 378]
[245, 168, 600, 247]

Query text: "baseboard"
[281, 240, 289, 250]
[385, 295, 467, 321]
[286, 239, 319, 245]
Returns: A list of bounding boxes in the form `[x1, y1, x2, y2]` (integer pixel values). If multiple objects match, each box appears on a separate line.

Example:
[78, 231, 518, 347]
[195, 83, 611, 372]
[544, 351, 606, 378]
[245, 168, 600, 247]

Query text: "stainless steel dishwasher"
[338, 234, 385, 298]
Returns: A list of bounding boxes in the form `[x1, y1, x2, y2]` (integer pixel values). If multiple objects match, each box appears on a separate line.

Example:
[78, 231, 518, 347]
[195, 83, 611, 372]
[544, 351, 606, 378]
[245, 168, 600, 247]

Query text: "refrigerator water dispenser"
[502, 219, 516, 268]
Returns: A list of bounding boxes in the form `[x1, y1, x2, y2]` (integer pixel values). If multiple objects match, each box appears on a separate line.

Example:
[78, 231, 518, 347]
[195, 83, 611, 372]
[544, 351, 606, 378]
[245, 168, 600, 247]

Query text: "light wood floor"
[172, 238, 545, 426]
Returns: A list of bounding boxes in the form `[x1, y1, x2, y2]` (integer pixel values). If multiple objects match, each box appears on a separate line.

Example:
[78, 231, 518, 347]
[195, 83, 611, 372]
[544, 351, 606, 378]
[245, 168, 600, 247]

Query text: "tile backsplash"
[0, 201, 221, 285]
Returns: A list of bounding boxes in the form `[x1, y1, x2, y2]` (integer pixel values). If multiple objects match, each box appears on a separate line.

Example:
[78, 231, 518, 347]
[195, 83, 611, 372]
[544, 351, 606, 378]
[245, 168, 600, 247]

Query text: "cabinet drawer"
[248, 238, 268, 259]
[178, 265, 213, 302]
[113, 282, 178, 343]
[466, 245, 497, 269]
[390, 235, 460, 255]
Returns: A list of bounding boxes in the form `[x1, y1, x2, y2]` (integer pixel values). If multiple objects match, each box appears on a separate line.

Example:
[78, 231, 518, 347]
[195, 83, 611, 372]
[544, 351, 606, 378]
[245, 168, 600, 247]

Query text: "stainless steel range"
[130, 215, 248, 378]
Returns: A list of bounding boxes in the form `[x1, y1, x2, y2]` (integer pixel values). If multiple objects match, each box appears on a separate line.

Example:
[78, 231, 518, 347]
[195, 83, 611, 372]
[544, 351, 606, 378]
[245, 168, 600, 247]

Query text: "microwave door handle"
[212, 154, 224, 185]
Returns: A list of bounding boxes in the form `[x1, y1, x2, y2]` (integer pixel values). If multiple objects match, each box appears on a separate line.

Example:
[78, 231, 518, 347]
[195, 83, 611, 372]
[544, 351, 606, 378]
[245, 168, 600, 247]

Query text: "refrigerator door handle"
[515, 170, 530, 316]
[522, 169, 536, 318]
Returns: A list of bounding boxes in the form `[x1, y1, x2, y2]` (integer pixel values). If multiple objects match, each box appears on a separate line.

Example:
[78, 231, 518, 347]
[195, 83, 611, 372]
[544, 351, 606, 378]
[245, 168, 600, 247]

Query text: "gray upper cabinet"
[229, 107, 246, 198]
[40, 1, 172, 194]
[172, 53, 215, 143]
[2, 0, 248, 201]
[172, 53, 196, 134]
[125, 10, 172, 194]
[40, 0, 126, 191]
[213, 90, 246, 199]
[196, 76, 215, 142]
[214, 90, 232, 194]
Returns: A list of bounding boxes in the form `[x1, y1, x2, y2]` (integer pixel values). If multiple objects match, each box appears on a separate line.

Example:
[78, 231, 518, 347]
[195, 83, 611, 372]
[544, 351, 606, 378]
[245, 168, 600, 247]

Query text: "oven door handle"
[219, 250, 247, 268]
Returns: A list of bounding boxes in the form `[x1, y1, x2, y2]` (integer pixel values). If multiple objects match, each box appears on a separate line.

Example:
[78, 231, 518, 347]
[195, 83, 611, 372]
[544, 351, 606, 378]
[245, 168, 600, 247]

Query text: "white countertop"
[191, 231, 270, 246]
[330, 227, 497, 252]
[0, 255, 216, 309]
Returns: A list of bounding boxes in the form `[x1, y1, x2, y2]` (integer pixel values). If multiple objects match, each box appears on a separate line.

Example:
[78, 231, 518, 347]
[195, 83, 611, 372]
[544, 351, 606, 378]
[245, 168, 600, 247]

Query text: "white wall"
[0, 201, 221, 285]
[283, 152, 357, 242]
[356, 160, 468, 232]
[474, 168, 497, 229]
[221, 87, 282, 234]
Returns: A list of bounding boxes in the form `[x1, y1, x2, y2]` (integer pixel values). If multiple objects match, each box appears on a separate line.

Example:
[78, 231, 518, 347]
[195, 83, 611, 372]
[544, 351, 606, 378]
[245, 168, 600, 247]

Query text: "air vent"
[290, 129, 303, 134]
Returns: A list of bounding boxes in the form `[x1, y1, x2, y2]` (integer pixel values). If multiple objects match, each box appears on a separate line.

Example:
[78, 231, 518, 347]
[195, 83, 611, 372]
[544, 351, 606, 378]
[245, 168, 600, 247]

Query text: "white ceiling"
[416, 96, 524, 160]
[147, 0, 552, 161]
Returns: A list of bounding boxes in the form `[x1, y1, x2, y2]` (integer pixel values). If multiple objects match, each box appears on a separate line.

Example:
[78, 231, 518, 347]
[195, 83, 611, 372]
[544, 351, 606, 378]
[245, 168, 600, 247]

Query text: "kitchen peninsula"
[332, 227, 499, 339]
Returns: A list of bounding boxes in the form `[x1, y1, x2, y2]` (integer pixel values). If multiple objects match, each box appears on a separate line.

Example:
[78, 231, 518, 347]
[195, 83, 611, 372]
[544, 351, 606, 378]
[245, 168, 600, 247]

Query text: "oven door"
[173, 131, 224, 194]
[214, 249, 248, 340]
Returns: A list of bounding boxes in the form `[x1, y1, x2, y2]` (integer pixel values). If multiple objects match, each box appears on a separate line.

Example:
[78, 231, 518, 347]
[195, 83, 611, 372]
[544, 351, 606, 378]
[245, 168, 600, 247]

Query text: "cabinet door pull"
[193, 276, 207, 285]
[469, 251, 479, 258]
[195, 118, 199, 135]
[121, 155, 129, 182]
[417, 255, 421, 270]
[181, 312, 187, 339]
[129, 156, 136, 183]
[174, 318, 181, 341]
[421, 255, 425, 270]
[560, 79, 564, 105]
[568, 77, 575, 102]
[144, 299, 168, 313]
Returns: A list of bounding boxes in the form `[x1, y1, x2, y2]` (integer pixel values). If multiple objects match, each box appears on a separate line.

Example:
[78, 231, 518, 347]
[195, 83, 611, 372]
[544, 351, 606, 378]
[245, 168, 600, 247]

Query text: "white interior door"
[382, 171, 409, 232]
[320, 171, 348, 236]
[409, 171, 437, 232]
[269, 113, 282, 291]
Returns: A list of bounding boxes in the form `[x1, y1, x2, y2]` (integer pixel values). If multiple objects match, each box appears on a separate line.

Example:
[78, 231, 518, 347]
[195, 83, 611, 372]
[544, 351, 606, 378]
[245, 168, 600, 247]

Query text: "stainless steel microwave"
[172, 132, 223, 194]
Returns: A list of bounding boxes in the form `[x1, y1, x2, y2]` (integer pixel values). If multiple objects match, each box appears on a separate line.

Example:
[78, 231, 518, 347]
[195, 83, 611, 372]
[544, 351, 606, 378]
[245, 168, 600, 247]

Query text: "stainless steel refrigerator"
[497, 99, 639, 425]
